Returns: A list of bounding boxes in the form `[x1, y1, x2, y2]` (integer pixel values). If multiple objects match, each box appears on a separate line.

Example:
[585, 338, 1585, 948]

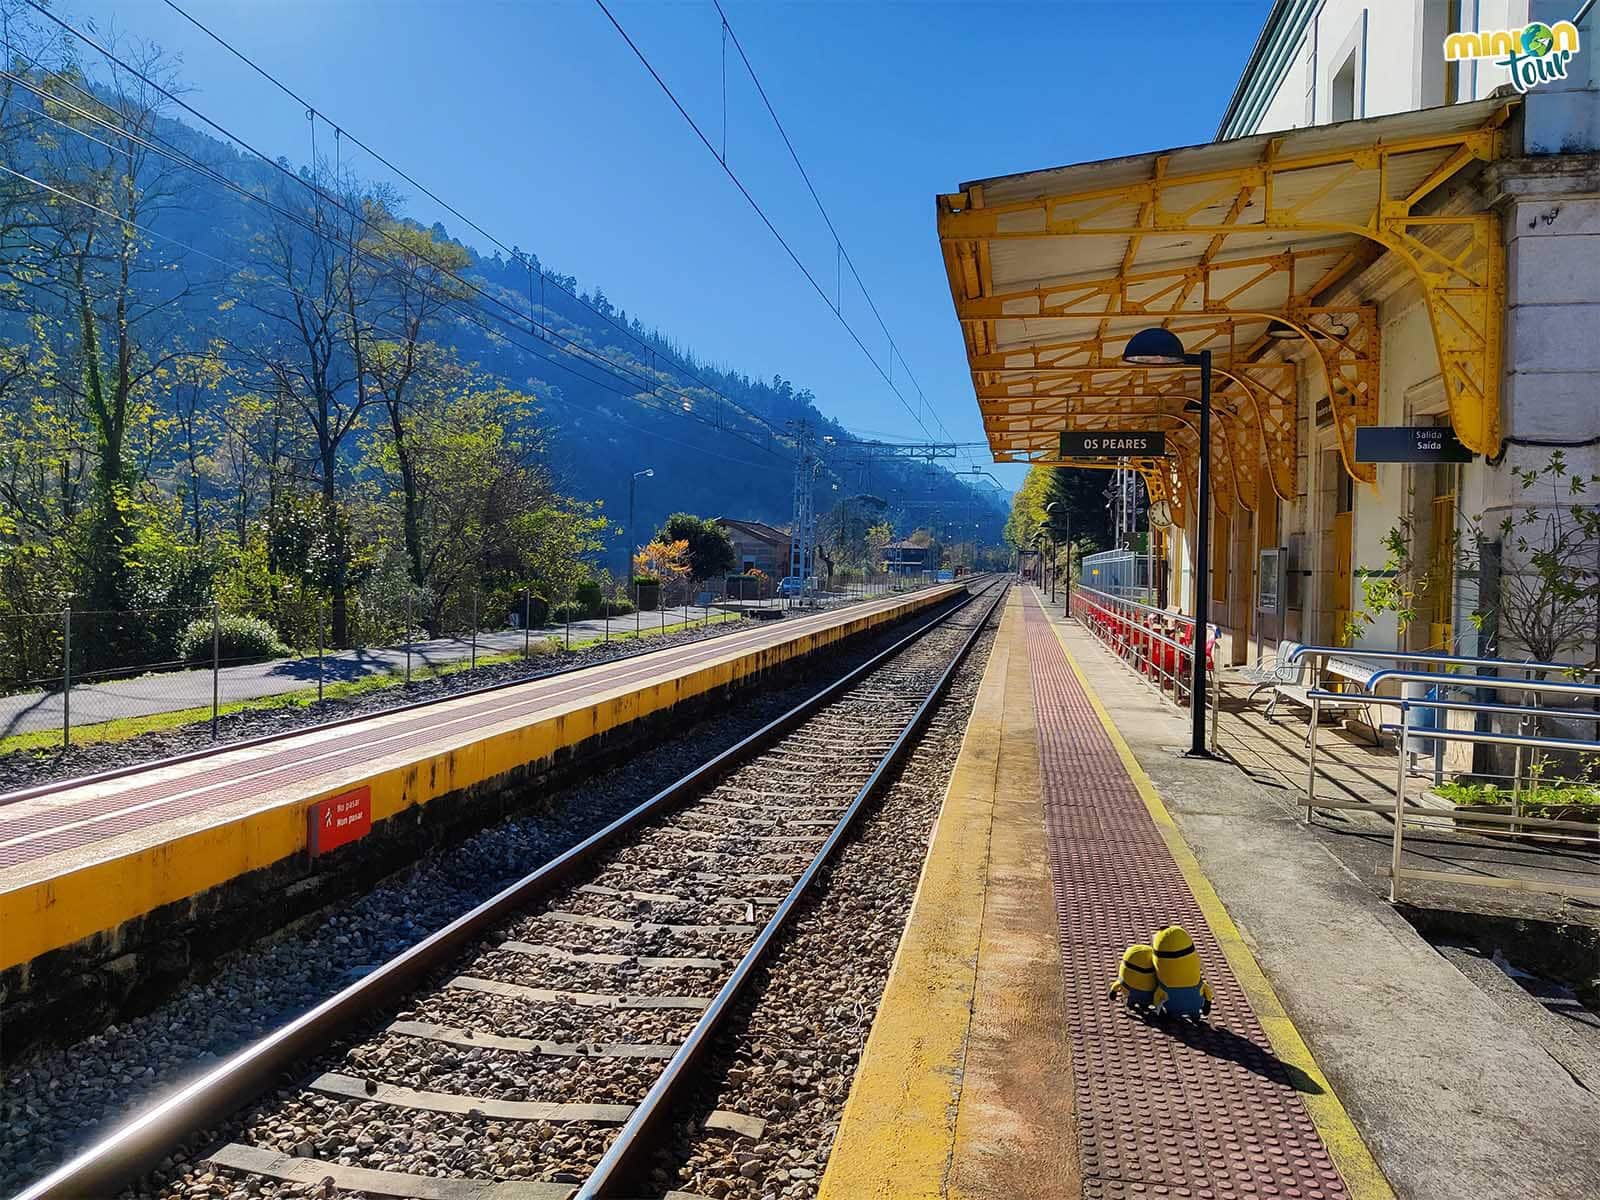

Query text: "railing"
[1079, 548, 1156, 603]
[1287, 644, 1600, 682]
[1069, 584, 1221, 749]
[1298, 673, 1600, 903]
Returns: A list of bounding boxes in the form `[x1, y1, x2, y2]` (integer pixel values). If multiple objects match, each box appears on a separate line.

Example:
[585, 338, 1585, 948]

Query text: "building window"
[1444, 0, 1463, 104]
[1331, 49, 1358, 122]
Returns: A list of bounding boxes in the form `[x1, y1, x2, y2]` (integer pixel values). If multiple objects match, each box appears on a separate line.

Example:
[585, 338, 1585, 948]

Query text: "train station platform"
[822, 587, 1600, 1200]
[0, 584, 967, 1024]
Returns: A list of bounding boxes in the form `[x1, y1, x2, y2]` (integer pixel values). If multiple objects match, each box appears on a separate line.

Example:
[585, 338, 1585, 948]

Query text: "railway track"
[14, 579, 1007, 1200]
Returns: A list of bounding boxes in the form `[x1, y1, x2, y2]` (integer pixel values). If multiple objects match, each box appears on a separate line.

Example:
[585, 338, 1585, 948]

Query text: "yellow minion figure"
[1151, 925, 1213, 1019]
[1108, 943, 1157, 1010]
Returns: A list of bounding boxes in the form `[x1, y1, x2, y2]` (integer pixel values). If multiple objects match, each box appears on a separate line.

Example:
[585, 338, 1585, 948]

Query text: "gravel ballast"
[0, 604, 956, 1197]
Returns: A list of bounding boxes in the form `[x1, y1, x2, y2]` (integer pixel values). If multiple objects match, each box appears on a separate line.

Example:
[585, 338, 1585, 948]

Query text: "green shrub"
[610, 598, 636, 617]
[574, 580, 603, 615]
[177, 614, 290, 665]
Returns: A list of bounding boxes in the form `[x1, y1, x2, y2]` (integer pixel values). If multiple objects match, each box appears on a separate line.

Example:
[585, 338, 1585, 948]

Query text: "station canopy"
[938, 97, 1514, 527]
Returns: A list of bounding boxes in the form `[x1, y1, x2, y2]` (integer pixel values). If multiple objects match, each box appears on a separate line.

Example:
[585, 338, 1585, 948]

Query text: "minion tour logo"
[1444, 16, 1583, 94]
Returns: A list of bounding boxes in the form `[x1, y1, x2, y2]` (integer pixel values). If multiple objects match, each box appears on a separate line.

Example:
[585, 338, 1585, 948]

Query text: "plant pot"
[1450, 801, 1600, 845]
[635, 581, 660, 612]
[1451, 801, 1516, 838]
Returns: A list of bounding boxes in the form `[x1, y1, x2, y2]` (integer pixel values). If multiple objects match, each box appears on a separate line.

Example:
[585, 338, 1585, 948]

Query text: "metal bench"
[1268, 654, 1382, 744]
[1235, 639, 1304, 700]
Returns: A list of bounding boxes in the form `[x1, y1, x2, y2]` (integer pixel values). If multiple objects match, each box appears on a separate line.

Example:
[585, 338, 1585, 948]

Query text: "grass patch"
[1438, 780, 1600, 810]
[0, 614, 741, 757]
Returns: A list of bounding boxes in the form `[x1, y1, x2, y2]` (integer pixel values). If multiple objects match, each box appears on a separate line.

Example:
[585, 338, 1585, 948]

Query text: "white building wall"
[1201, 0, 1598, 667]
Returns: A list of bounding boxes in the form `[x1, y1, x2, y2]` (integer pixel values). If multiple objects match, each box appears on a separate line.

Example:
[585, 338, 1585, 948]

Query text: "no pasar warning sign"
[308, 785, 372, 856]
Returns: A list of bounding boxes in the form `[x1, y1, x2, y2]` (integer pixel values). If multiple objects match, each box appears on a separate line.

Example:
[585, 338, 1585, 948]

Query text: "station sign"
[308, 785, 372, 856]
[1354, 425, 1472, 463]
[1059, 431, 1166, 457]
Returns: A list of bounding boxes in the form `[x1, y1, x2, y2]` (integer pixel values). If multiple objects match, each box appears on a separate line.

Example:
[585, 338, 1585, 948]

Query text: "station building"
[942, 0, 1598, 664]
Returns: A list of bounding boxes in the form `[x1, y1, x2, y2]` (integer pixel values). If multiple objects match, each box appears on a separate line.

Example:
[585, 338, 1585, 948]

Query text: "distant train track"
[14, 578, 1006, 1200]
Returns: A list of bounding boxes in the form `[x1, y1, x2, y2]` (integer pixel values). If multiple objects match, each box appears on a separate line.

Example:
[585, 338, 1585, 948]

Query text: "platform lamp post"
[627, 468, 654, 609]
[1044, 499, 1071, 613]
[1123, 327, 1212, 758]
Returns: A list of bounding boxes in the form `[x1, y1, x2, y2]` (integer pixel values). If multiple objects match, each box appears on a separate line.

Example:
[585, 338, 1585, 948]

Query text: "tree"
[232, 171, 381, 646]
[864, 521, 891, 572]
[634, 537, 692, 601]
[23, 38, 203, 665]
[1349, 452, 1599, 670]
[358, 210, 473, 593]
[368, 371, 553, 634]
[1007, 465, 1115, 581]
[653, 512, 735, 580]
[821, 493, 887, 573]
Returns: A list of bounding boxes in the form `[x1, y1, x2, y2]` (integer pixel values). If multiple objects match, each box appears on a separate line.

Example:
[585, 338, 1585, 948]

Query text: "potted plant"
[1440, 779, 1599, 844]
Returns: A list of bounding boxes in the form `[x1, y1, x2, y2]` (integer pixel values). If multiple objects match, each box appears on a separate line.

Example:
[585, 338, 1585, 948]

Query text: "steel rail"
[0, 578, 971, 808]
[10, 579, 1000, 1200]
[579, 580, 1007, 1197]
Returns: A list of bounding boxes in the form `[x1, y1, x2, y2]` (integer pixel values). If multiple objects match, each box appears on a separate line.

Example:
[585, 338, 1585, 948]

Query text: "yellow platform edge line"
[816, 594, 1021, 1200]
[0, 588, 959, 972]
[1041, 604, 1396, 1200]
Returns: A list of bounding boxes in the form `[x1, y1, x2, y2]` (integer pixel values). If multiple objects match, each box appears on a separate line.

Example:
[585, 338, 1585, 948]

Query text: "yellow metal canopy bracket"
[1281, 306, 1380, 484]
[1223, 362, 1297, 502]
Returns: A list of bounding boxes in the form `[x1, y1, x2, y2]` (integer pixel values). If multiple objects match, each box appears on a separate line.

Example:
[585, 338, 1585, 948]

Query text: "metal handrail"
[1305, 675, 1600, 807]
[1287, 644, 1599, 677]
[1306, 690, 1600, 723]
[1360, 670, 1600, 700]
[1385, 715, 1599, 902]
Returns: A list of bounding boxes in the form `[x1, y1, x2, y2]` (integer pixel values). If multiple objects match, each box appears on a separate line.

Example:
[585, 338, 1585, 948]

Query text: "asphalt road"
[0, 605, 734, 739]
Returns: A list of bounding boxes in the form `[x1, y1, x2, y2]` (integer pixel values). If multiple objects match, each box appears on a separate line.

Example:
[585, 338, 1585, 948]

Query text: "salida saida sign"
[1445, 12, 1585, 95]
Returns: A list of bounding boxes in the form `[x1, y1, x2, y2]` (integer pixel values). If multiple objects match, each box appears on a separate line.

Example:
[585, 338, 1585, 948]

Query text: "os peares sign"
[1058, 431, 1167, 458]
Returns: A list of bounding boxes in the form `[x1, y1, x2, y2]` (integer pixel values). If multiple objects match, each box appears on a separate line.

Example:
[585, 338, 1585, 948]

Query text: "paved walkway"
[822, 589, 1380, 1200]
[0, 607, 731, 738]
[1044, 590, 1600, 1198]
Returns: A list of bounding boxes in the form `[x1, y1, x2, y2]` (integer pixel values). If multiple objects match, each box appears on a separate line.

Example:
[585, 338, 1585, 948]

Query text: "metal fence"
[0, 573, 959, 755]
[0, 591, 736, 753]
[1068, 583, 1222, 750]
[1079, 549, 1157, 602]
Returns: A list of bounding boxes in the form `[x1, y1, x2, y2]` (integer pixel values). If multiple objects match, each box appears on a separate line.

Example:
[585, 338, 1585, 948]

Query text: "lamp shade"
[1122, 327, 1188, 365]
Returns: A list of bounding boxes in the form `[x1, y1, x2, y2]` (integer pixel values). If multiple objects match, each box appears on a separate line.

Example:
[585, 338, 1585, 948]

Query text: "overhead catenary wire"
[156, 0, 789, 449]
[592, 0, 950, 448]
[0, 155, 778, 478]
[18, 0, 789, 465]
[711, 0, 952, 442]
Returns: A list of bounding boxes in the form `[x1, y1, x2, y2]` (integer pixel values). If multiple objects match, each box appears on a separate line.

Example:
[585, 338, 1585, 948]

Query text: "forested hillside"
[0, 11, 1002, 674]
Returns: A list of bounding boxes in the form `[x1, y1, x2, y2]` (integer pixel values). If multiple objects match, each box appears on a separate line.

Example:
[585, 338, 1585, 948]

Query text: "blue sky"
[63, 0, 1272, 491]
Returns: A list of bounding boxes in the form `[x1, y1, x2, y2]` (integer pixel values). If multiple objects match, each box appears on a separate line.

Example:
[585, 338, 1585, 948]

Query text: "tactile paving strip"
[1024, 593, 1348, 1200]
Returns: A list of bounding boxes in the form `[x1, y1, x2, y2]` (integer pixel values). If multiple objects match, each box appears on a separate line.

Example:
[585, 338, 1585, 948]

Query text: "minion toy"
[1151, 925, 1213, 1019]
[1108, 943, 1157, 1010]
